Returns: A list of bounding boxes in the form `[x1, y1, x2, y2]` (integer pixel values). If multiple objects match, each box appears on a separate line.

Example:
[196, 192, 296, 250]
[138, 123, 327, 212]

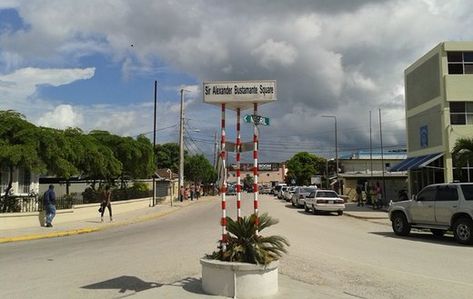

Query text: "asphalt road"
[1, 194, 473, 299]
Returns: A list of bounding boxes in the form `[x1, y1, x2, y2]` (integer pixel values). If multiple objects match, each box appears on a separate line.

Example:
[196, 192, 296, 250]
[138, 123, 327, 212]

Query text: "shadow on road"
[82, 275, 162, 294]
[370, 231, 465, 247]
[296, 210, 338, 217]
[172, 277, 206, 295]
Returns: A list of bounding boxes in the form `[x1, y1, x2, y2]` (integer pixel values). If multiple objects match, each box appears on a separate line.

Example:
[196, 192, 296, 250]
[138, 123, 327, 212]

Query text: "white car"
[291, 186, 317, 207]
[277, 186, 288, 199]
[304, 190, 345, 215]
[283, 187, 296, 202]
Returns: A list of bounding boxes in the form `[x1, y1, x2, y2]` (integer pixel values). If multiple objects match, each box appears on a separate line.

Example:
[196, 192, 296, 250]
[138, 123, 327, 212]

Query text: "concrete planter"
[200, 258, 279, 298]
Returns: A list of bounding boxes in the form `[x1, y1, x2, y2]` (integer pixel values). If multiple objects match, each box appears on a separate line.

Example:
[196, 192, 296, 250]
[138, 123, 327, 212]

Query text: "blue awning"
[390, 153, 443, 172]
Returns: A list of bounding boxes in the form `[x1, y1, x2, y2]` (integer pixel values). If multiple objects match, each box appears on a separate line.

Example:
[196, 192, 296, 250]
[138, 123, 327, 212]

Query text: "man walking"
[43, 185, 56, 227]
[356, 184, 364, 207]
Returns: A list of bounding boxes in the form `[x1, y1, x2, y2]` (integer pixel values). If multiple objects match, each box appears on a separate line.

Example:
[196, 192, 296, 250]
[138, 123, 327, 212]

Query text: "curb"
[0, 197, 215, 244]
[344, 212, 389, 220]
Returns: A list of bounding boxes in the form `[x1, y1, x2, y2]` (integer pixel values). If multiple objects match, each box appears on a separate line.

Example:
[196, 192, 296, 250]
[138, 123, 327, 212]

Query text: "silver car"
[283, 186, 296, 202]
[291, 186, 317, 207]
[389, 183, 473, 244]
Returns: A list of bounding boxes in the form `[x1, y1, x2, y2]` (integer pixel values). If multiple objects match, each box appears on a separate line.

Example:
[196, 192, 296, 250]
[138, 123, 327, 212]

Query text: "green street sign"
[243, 114, 253, 123]
[243, 114, 270, 126]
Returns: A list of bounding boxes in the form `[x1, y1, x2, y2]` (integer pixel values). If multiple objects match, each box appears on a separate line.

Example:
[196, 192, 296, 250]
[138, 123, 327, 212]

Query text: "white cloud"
[37, 104, 83, 129]
[2, 0, 473, 161]
[252, 39, 298, 68]
[0, 67, 95, 102]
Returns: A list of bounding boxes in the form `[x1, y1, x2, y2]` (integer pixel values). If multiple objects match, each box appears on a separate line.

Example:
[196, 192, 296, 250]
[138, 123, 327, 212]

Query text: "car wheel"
[430, 229, 446, 237]
[391, 212, 411, 236]
[312, 204, 317, 215]
[337, 210, 343, 216]
[453, 218, 473, 245]
[304, 203, 309, 212]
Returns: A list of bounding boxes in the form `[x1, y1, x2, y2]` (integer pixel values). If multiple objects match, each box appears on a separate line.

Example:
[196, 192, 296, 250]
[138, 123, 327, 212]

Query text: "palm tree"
[208, 213, 289, 265]
[452, 138, 473, 181]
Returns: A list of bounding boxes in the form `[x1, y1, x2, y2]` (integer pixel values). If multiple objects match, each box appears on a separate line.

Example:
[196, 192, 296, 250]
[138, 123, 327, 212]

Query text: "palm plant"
[208, 213, 289, 265]
[452, 138, 473, 180]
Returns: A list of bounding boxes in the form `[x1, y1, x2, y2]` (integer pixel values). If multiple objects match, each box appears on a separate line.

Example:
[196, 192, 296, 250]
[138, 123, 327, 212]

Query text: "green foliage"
[184, 154, 216, 184]
[286, 152, 326, 185]
[131, 181, 149, 192]
[452, 138, 473, 180]
[243, 174, 254, 191]
[208, 213, 289, 265]
[155, 143, 187, 173]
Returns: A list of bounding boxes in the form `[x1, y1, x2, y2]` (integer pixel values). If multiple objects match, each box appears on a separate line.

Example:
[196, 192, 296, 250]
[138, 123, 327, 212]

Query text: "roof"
[154, 169, 178, 180]
[390, 153, 443, 172]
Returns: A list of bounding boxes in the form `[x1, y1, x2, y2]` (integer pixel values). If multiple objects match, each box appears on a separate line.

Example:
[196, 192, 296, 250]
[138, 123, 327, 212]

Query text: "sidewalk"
[0, 196, 218, 244]
[343, 202, 390, 226]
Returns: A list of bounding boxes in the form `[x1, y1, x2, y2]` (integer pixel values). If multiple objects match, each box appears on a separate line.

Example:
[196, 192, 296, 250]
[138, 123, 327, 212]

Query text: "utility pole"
[178, 89, 185, 201]
[322, 115, 339, 193]
[379, 108, 386, 203]
[213, 130, 217, 168]
[369, 110, 373, 177]
[152, 80, 157, 207]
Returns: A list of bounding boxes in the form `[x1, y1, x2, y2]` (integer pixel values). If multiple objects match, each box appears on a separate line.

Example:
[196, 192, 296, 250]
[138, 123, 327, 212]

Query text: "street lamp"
[458, 149, 471, 182]
[322, 115, 339, 189]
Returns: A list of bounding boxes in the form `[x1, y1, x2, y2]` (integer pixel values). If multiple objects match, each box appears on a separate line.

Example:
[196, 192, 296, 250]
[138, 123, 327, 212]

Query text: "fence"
[0, 189, 155, 213]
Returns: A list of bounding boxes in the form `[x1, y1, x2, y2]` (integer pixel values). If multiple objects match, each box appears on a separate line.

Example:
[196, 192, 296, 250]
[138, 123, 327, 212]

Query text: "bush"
[130, 182, 149, 192]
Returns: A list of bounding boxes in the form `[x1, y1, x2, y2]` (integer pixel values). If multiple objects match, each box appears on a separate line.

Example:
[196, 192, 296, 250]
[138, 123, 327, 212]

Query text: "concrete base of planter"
[200, 258, 278, 298]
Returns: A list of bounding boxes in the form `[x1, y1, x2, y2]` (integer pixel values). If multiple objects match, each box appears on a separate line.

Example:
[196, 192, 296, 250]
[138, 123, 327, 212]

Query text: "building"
[227, 163, 286, 186]
[339, 150, 407, 202]
[0, 167, 39, 196]
[391, 41, 473, 195]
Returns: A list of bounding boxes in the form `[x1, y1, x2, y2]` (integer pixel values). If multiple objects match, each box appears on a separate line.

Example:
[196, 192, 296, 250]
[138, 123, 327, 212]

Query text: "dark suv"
[388, 183, 473, 245]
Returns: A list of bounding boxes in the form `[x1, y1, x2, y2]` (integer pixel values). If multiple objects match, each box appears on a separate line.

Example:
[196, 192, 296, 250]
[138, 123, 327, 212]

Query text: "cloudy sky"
[1, 0, 472, 163]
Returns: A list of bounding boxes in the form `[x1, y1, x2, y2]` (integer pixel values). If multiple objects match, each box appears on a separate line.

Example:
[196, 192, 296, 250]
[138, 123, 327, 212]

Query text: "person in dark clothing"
[356, 184, 364, 207]
[100, 185, 113, 222]
[43, 185, 56, 227]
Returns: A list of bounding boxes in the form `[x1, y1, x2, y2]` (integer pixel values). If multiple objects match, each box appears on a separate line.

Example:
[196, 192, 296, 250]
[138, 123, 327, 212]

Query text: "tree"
[285, 152, 326, 185]
[452, 138, 473, 181]
[155, 143, 187, 173]
[0, 111, 45, 207]
[64, 128, 122, 183]
[243, 174, 254, 191]
[89, 131, 155, 183]
[184, 154, 216, 185]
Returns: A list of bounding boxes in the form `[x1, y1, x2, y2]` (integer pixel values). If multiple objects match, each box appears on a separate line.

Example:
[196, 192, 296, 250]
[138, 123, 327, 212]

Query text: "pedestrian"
[196, 185, 201, 200]
[374, 182, 383, 209]
[100, 185, 113, 222]
[190, 185, 195, 201]
[180, 186, 185, 202]
[356, 184, 363, 207]
[43, 185, 56, 227]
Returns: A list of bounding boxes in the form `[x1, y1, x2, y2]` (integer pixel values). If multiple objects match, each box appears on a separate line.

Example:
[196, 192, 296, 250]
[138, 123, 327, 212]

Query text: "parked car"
[226, 184, 237, 196]
[291, 186, 317, 207]
[283, 186, 296, 202]
[304, 190, 345, 215]
[388, 183, 473, 244]
[274, 184, 287, 197]
[260, 185, 272, 194]
[277, 186, 288, 199]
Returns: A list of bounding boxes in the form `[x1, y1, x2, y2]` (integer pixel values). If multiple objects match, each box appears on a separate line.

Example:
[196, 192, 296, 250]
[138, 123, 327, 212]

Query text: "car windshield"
[316, 191, 338, 198]
[302, 187, 316, 193]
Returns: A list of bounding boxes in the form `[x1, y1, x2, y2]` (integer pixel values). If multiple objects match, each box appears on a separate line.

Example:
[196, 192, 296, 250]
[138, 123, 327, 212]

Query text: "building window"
[447, 51, 473, 74]
[450, 102, 473, 125]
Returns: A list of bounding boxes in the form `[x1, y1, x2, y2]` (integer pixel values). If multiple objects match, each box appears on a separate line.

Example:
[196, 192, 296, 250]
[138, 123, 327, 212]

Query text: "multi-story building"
[392, 41, 473, 195]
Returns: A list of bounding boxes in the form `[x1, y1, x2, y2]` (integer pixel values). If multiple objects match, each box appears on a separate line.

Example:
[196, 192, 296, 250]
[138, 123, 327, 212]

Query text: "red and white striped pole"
[236, 108, 242, 220]
[253, 103, 259, 233]
[220, 104, 227, 249]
